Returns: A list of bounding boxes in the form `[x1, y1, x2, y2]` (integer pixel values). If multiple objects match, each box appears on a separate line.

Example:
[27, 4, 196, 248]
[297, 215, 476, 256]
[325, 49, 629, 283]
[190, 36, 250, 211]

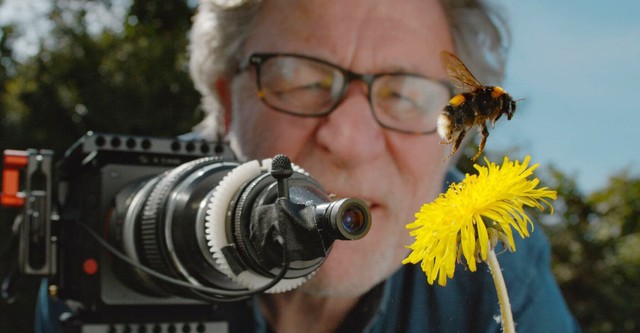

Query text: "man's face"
[225, 0, 454, 296]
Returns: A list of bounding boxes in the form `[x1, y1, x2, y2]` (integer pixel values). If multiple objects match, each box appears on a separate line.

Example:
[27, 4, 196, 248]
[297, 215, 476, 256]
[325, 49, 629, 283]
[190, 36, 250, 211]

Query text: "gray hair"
[188, 0, 510, 139]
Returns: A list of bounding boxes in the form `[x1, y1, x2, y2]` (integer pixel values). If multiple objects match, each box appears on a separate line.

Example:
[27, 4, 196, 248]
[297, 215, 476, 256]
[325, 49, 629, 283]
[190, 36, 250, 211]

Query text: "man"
[189, 0, 581, 332]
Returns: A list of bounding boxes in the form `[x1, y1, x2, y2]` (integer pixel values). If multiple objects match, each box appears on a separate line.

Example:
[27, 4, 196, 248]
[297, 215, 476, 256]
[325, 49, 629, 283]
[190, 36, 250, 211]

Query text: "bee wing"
[440, 50, 483, 93]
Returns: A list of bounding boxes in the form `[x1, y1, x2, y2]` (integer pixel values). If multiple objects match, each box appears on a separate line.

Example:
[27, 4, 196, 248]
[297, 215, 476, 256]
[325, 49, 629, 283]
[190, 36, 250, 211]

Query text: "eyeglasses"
[239, 53, 452, 135]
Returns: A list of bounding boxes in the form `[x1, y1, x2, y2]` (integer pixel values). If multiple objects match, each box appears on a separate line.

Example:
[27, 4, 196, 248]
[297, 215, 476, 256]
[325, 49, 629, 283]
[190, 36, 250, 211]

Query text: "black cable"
[78, 222, 290, 302]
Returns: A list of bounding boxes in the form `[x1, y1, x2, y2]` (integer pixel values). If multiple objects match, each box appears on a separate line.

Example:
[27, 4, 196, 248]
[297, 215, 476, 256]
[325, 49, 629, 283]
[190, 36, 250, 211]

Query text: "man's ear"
[215, 78, 232, 134]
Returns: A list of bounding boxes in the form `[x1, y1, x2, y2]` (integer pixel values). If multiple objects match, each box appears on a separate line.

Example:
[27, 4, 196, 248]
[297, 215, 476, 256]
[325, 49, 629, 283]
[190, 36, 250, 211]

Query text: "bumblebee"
[437, 50, 518, 161]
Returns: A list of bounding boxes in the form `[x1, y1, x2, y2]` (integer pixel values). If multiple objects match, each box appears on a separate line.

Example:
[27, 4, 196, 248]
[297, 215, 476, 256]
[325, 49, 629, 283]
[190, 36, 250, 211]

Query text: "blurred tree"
[534, 167, 640, 333]
[1, 24, 18, 145]
[1, 0, 199, 153]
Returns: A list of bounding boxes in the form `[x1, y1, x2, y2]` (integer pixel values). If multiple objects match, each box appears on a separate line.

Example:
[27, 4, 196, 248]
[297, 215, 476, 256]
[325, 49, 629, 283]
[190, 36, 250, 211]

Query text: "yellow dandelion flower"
[402, 155, 557, 286]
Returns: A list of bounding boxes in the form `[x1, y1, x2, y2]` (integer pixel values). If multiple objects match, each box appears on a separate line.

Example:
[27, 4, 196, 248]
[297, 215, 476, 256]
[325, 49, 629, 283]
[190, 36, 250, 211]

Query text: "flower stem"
[487, 249, 516, 333]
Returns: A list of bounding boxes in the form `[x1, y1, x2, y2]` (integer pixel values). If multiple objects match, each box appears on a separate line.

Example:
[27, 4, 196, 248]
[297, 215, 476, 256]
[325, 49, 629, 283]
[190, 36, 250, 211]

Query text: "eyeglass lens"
[255, 54, 450, 134]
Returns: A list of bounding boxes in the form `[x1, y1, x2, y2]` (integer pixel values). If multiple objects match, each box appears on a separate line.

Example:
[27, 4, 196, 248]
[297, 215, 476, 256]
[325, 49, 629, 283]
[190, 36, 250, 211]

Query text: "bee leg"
[445, 129, 466, 161]
[440, 138, 454, 144]
[471, 124, 489, 162]
[492, 113, 502, 126]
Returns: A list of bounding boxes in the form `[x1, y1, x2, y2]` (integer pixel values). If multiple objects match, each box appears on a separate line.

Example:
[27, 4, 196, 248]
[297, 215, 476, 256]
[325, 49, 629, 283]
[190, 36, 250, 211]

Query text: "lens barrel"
[111, 156, 371, 299]
[317, 198, 371, 240]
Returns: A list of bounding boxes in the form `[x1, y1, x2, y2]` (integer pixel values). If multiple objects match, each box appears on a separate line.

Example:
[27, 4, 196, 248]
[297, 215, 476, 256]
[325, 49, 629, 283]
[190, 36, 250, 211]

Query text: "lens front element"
[326, 198, 371, 240]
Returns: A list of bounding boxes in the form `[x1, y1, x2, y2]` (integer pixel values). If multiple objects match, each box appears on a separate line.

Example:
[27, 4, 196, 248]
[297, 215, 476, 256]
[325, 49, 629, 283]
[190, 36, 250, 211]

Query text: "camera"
[1, 132, 371, 332]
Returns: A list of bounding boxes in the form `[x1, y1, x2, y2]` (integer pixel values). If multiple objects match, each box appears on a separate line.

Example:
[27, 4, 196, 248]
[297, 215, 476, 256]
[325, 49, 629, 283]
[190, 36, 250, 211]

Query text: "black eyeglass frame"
[239, 52, 452, 135]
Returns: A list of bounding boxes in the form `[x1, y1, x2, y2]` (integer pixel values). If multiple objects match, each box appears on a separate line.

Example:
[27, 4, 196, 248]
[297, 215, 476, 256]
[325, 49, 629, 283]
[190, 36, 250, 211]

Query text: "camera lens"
[341, 206, 365, 235]
[322, 198, 371, 240]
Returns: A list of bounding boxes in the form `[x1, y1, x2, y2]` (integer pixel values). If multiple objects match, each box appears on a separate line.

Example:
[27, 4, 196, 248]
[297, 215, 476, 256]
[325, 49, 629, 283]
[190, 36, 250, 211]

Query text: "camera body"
[1, 132, 372, 332]
[51, 133, 234, 307]
[2, 133, 247, 331]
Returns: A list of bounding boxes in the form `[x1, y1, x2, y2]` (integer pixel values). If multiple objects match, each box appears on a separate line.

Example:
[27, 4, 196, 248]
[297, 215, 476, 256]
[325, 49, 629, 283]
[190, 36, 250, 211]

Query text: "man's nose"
[315, 82, 385, 164]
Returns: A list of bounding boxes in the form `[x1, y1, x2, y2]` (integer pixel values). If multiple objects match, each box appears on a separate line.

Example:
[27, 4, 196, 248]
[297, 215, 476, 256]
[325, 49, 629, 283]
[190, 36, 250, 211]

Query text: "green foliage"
[0, 0, 199, 154]
[536, 167, 640, 333]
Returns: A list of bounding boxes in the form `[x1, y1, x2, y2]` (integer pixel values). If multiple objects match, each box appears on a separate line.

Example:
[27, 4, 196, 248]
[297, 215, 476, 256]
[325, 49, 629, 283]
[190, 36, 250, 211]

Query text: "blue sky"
[489, 0, 640, 193]
[1, 0, 638, 193]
